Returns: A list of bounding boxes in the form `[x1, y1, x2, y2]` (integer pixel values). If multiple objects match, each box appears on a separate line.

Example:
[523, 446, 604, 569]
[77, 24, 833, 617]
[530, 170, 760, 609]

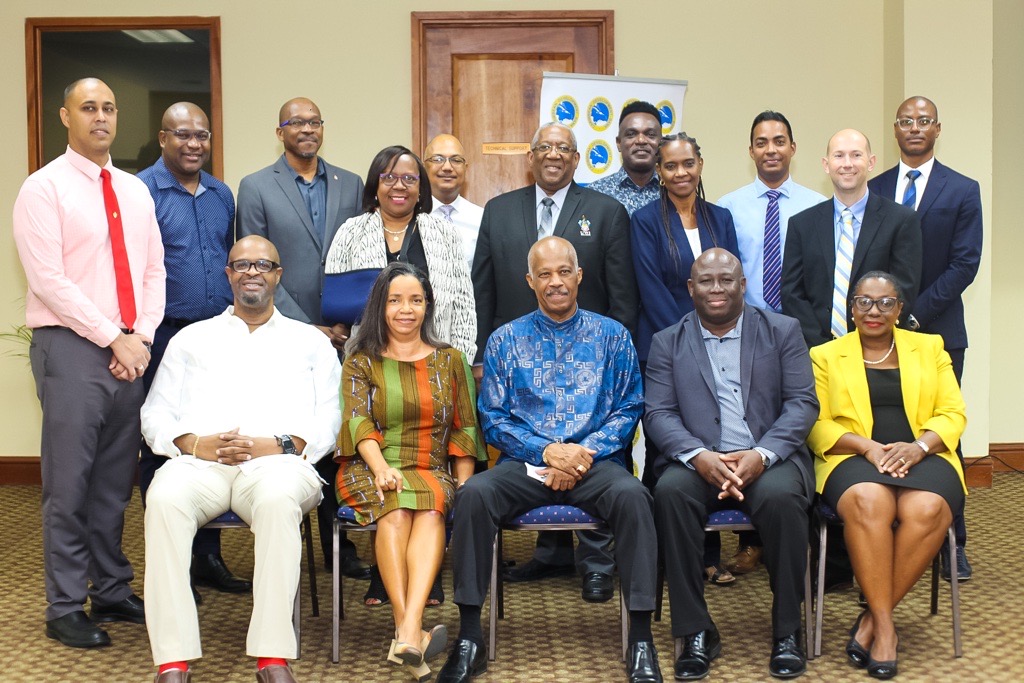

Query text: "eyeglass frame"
[424, 154, 467, 167]
[894, 117, 937, 131]
[227, 259, 281, 274]
[162, 128, 212, 142]
[532, 143, 576, 156]
[379, 173, 420, 187]
[279, 118, 325, 130]
[851, 296, 900, 313]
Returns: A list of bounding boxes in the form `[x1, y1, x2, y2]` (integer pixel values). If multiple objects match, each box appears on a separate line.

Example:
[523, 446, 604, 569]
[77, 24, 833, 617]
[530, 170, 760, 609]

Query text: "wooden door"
[412, 11, 613, 206]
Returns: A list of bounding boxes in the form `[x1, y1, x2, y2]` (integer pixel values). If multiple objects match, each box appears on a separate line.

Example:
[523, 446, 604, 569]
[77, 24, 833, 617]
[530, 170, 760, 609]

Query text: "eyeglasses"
[279, 118, 324, 130]
[163, 128, 212, 142]
[424, 155, 467, 167]
[532, 143, 575, 156]
[852, 296, 900, 312]
[228, 259, 280, 273]
[379, 173, 420, 187]
[895, 117, 937, 131]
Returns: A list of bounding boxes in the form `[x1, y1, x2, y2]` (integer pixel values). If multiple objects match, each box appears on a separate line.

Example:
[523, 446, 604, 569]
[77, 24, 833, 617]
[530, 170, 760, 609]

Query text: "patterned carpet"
[1, 474, 1022, 683]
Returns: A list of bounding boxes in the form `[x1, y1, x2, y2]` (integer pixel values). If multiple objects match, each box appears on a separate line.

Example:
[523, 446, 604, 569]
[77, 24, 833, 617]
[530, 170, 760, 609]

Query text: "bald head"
[528, 236, 579, 277]
[230, 235, 281, 264]
[278, 97, 319, 125]
[158, 102, 211, 183]
[894, 96, 941, 164]
[898, 96, 938, 120]
[826, 128, 871, 156]
[277, 98, 323, 161]
[690, 247, 742, 281]
[822, 129, 876, 203]
[161, 102, 208, 130]
[688, 248, 746, 332]
[226, 236, 282, 316]
[424, 134, 468, 204]
[60, 78, 117, 167]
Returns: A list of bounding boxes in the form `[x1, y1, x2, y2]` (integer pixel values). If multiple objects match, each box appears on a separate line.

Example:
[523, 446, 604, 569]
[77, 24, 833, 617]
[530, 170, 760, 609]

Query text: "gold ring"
[898, 458, 906, 465]
[576, 464, 586, 473]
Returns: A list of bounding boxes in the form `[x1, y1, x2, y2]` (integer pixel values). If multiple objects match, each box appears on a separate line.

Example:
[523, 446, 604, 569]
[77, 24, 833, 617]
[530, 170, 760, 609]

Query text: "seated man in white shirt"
[141, 235, 342, 683]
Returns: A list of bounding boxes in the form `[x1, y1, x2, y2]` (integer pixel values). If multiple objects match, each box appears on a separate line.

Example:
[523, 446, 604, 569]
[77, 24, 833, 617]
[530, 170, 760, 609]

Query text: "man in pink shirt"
[12, 77, 165, 649]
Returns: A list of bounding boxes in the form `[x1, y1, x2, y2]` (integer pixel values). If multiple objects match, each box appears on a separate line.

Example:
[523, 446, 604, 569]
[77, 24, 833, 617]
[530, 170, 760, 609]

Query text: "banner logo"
[552, 96, 579, 127]
[587, 97, 613, 132]
[657, 101, 676, 134]
[586, 139, 613, 175]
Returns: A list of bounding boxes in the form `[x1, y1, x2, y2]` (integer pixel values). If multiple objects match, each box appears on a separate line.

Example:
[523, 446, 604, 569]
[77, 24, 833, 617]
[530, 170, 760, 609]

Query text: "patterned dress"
[336, 347, 486, 524]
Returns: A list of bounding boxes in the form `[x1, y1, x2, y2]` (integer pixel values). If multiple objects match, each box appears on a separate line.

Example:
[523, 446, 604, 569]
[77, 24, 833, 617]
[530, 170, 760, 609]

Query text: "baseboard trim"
[989, 443, 1024, 473]
[964, 456, 992, 488]
[0, 457, 43, 485]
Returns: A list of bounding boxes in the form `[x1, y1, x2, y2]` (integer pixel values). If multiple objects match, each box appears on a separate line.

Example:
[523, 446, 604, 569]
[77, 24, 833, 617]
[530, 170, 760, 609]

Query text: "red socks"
[158, 662, 188, 674]
[257, 657, 288, 670]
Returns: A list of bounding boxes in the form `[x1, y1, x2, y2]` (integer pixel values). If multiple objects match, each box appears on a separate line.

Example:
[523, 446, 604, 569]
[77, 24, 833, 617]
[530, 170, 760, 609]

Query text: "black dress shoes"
[503, 558, 574, 582]
[435, 638, 488, 683]
[674, 625, 721, 680]
[769, 631, 806, 679]
[191, 553, 253, 593]
[45, 611, 111, 648]
[339, 554, 373, 580]
[626, 640, 663, 682]
[581, 571, 614, 603]
[91, 593, 146, 624]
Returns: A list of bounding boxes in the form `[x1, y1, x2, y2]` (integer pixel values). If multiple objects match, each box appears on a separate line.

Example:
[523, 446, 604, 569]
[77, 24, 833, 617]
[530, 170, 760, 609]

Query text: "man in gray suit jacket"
[646, 249, 817, 680]
[236, 97, 367, 578]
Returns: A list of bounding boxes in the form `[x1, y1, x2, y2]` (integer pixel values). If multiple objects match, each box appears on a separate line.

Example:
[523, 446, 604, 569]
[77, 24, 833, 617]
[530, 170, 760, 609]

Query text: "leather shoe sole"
[581, 572, 614, 603]
[45, 611, 111, 648]
[91, 594, 146, 624]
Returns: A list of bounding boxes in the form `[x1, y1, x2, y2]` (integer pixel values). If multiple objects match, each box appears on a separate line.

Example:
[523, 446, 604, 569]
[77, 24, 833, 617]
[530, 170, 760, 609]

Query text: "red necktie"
[100, 169, 137, 331]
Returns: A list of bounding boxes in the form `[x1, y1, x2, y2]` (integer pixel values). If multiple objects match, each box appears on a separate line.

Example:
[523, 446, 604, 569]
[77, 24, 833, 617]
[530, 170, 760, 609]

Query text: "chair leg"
[489, 531, 499, 661]
[332, 518, 340, 664]
[947, 526, 963, 657]
[620, 587, 628, 662]
[655, 560, 664, 622]
[293, 576, 301, 658]
[303, 513, 319, 617]
[674, 636, 682, 661]
[804, 545, 813, 660]
[497, 531, 505, 620]
[930, 554, 940, 615]
[814, 521, 827, 658]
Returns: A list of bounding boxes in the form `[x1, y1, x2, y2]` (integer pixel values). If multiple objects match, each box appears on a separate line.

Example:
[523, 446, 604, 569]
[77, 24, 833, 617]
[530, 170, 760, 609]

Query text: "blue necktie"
[902, 169, 922, 208]
[831, 209, 855, 338]
[762, 189, 783, 311]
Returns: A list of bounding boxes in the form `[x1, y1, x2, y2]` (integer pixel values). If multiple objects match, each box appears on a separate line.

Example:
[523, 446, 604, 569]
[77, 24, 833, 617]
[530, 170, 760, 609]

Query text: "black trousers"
[31, 327, 144, 620]
[654, 459, 810, 639]
[450, 459, 657, 610]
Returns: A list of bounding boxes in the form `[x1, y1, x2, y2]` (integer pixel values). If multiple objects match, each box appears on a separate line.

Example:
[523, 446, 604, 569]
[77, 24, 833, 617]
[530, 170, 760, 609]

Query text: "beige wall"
[0, 1, 1014, 457]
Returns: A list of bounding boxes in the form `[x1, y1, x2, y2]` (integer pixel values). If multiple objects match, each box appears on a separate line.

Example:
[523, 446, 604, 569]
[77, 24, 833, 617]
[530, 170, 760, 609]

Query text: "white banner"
[539, 72, 688, 185]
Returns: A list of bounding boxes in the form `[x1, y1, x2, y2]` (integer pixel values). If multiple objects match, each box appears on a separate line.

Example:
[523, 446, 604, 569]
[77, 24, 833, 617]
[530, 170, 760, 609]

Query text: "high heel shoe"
[867, 631, 899, 680]
[422, 623, 448, 661]
[845, 610, 870, 668]
[393, 641, 424, 667]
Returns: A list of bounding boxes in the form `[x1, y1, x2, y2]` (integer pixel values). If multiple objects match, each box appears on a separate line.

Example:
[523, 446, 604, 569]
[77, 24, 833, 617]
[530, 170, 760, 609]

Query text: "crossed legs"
[376, 508, 446, 646]
[838, 483, 952, 662]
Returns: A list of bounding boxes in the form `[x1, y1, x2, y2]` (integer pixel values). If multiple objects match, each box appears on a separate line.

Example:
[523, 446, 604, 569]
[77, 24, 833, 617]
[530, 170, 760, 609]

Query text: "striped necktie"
[831, 208, 855, 338]
[902, 169, 922, 208]
[762, 189, 783, 311]
[439, 204, 455, 222]
[538, 197, 554, 238]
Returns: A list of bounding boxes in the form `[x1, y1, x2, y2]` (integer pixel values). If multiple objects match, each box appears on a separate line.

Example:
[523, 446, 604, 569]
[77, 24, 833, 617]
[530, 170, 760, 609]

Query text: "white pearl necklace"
[863, 337, 896, 365]
[382, 226, 408, 243]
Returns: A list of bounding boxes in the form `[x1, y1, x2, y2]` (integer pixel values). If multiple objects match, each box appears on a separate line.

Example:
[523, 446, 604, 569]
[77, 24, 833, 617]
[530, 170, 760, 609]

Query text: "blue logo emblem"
[586, 139, 613, 174]
[551, 96, 579, 126]
[657, 101, 676, 134]
[587, 97, 612, 132]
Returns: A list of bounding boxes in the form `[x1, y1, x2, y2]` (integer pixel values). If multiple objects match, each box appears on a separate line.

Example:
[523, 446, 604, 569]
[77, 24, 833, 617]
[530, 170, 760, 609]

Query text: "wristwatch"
[276, 434, 298, 455]
[759, 451, 771, 469]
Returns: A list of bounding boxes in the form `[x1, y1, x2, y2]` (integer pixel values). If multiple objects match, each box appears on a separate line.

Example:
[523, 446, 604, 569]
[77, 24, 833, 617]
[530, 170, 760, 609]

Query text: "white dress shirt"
[431, 194, 484, 270]
[534, 183, 572, 234]
[141, 306, 342, 469]
[894, 156, 936, 210]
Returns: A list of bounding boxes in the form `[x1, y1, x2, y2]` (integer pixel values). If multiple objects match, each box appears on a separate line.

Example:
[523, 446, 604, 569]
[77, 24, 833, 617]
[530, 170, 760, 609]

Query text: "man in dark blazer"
[471, 121, 639, 600]
[646, 249, 818, 680]
[236, 97, 368, 578]
[781, 129, 922, 349]
[868, 96, 982, 581]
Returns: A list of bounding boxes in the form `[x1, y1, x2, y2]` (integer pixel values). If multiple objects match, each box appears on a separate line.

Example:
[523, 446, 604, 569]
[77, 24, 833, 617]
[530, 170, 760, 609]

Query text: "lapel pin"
[578, 215, 591, 237]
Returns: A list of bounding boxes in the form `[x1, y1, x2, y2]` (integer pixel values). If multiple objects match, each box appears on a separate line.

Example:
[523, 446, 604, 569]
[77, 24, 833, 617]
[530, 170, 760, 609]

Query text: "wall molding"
[989, 442, 1024, 472]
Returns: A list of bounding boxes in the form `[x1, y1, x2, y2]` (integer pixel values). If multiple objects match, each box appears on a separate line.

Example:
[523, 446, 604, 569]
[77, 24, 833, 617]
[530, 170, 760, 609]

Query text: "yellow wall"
[0, 1, 1013, 458]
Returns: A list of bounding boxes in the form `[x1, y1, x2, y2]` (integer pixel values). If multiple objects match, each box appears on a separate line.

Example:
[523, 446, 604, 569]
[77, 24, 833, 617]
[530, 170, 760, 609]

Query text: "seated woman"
[336, 263, 486, 680]
[326, 144, 477, 607]
[630, 132, 740, 585]
[808, 271, 966, 680]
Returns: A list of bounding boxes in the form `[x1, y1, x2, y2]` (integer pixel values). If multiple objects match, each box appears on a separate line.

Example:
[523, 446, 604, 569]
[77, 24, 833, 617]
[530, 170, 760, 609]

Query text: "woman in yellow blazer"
[808, 272, 966, 680]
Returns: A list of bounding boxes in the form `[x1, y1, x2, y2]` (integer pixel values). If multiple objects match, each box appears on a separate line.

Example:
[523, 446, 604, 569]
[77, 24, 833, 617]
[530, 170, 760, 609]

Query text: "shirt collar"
[833, 191, 870, 222]
[615, 167, 660, 190]
[532, 305, 582, 331]
[535, 182, 571, 209]
[283, 156, 326, 183]
[64, 144, 111, 180]
[753, 175, 793, 199]
[224, 305, 284, 331]
[898, 156, 936, 182]
[698, 311, 744, 341]
[151, 156, 208, 195]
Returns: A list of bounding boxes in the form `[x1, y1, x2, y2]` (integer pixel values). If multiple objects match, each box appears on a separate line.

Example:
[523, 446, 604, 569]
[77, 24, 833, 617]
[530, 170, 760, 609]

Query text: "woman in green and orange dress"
[336, 262, 486, 678]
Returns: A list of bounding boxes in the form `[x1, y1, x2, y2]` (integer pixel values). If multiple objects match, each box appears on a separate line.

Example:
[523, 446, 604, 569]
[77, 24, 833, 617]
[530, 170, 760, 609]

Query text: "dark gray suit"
[237, 154, 363, 324]
[645, 306, 818, 638]
[781, 193, 922, 349]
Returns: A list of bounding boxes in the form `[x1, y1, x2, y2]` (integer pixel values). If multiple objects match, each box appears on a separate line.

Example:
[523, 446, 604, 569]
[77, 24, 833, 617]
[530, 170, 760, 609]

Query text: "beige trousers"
[143, 456, 322, 664]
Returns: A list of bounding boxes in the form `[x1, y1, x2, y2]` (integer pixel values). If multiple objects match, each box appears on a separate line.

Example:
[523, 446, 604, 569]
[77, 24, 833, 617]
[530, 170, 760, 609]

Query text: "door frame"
[410, 10, 614, 153]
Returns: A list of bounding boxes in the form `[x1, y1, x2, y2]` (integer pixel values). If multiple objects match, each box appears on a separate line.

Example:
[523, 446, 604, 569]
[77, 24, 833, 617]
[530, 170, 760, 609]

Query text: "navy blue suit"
[868, 161, 982, 353]
[630, 198, 739, 361]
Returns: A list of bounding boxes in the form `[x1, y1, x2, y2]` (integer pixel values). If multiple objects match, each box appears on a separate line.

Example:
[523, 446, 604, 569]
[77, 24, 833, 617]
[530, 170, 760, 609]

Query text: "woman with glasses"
[336, 263, 486, 680]
[630, 133, 740, 584]
[808, 271, 966, 680]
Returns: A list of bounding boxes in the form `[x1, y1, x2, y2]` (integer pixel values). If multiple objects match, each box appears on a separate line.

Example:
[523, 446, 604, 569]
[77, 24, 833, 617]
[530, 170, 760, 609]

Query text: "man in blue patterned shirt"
[437, 237, 662, 683]
[136, 102, 250, 597]
[587, 100, 663, 216]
